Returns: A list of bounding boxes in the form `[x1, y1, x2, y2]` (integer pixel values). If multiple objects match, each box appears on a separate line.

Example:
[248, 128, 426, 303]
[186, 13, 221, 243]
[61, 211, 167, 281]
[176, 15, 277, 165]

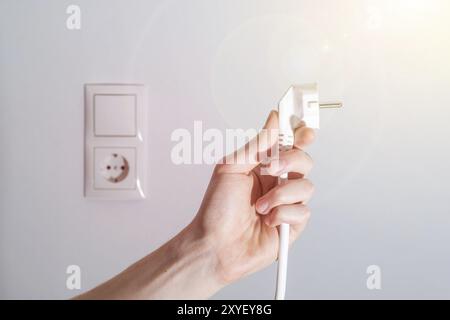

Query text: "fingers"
[263, 204, 312, 246]
[255, 179, 314, 215]
[217, 110, 279, 174]
[260, 121, 315, 177]
[290, 222, 309, 244]
[262, 204, 310, 227]
[263, 149, 313, 177]
[294, 126, 315, 149]
[214, 111, 315, 175]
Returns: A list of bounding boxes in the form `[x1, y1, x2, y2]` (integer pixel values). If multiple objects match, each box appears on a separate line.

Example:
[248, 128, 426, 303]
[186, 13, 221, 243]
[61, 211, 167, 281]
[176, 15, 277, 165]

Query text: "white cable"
[275, 86, 298, 301]
[275, 84, 320, 300]
[274, 84, 339, 300]
[275, 158, 291, 300]
[275, 192, 290, 300]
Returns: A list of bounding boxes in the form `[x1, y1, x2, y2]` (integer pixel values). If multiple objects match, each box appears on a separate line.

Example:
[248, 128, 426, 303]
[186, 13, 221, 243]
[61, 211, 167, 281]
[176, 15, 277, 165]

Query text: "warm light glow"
[391, 0, 437, 15]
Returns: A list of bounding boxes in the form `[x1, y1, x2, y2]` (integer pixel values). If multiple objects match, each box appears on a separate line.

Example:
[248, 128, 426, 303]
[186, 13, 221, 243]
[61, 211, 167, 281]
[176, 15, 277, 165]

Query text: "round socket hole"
[100, 154, 130, 183]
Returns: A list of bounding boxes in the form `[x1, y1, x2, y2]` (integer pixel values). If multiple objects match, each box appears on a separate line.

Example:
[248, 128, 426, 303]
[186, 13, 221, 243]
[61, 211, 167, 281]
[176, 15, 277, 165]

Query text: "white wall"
[1, 0, 450, 299]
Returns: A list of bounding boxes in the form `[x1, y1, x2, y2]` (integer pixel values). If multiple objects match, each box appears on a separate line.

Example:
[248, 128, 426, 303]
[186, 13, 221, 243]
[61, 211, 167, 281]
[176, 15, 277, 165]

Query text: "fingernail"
[257, 200, 269, 214]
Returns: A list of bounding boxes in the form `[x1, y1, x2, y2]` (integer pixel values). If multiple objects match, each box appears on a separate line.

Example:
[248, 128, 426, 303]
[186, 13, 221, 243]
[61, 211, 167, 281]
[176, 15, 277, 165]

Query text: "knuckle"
[214, 163, 230, 175]
[303, 207, 312, 220]
[303, 179, 315, 195]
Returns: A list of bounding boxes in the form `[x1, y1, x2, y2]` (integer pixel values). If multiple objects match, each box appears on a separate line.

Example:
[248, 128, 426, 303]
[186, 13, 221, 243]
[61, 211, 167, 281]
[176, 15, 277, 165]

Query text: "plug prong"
[319, 102, 343, 109]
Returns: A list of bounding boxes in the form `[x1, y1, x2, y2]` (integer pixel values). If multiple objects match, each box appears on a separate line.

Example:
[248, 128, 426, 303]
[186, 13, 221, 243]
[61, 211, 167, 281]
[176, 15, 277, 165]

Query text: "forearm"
[75, 225, 224, 300]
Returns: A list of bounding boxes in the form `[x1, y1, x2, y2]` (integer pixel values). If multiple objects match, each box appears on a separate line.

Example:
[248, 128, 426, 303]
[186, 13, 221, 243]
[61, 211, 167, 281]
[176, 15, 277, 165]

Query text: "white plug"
[275, 83, 341, 300]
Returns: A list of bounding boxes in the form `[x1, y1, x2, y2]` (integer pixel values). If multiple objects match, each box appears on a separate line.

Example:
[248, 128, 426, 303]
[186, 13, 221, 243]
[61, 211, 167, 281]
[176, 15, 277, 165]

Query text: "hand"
[188, 110, 316, 286]
[76, 111, 316, 300]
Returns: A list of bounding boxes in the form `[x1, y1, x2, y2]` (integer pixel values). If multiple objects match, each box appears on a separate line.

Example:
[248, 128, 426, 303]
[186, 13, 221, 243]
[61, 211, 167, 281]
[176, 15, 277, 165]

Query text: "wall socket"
[85, 84, 147, 200]
[100, 153, 130, 184]
[94, 147, 136, 190]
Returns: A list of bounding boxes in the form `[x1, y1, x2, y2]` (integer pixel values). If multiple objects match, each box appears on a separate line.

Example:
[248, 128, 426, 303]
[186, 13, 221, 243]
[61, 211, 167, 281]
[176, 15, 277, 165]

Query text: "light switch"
[84, 84, 147, 200]
[94, 94, 137, 137]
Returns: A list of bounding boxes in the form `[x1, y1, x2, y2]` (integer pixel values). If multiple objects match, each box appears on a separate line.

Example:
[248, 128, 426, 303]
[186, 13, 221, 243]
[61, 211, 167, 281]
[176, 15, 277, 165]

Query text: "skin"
[76, 111, 315, 300]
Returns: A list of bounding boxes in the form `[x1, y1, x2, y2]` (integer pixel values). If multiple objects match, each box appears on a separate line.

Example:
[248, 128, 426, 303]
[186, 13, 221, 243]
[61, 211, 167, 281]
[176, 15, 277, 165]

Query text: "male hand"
[189, 111, 316, 285]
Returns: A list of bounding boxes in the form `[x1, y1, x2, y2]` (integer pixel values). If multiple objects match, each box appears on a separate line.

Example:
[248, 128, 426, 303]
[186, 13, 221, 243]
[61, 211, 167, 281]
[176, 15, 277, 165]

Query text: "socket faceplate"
[85, 84, 147, 200]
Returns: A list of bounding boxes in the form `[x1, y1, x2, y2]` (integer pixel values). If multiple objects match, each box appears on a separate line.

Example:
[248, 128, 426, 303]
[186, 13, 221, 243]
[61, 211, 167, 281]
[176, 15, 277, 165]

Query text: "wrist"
[133, 222, 224, 299]
[168, 223, 225, 297]
[76, 221, 224, 300]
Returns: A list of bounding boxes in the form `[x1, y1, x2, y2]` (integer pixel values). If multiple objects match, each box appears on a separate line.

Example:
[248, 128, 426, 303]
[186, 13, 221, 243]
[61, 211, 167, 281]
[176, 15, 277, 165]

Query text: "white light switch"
[94, 94, 136, 137]
[85, 84, 147, 200]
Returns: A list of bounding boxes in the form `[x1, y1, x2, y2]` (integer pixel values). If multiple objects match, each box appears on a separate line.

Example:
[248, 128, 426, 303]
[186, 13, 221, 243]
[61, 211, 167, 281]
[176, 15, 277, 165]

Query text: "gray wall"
[1, 0, 450, 299]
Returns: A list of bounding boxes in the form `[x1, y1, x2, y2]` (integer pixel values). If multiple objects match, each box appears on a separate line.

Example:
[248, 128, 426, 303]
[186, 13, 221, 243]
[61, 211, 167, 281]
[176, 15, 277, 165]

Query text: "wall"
[1, 0, 450, 299]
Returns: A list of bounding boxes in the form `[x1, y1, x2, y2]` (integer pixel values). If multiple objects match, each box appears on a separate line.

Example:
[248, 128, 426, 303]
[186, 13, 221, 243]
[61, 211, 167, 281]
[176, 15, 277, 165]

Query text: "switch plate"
[85, 84, 147, 200]
[94, 94, 137, 137]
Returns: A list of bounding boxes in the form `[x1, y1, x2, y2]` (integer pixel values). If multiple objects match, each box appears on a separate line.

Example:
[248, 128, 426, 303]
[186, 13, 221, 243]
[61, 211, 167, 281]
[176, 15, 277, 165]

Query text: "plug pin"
[319, 102, 343, 109]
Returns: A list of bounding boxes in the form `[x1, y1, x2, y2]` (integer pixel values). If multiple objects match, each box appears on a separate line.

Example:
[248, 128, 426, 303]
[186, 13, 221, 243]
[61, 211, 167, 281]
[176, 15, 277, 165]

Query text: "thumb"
[218, 110, 279, 174]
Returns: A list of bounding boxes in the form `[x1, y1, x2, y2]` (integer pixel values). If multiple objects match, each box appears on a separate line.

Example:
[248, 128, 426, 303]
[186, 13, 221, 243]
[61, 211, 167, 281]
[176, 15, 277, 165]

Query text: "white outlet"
[100, 153, 130, 183]
[93, 147, 136, 190]
[85, 84, 147, 200]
